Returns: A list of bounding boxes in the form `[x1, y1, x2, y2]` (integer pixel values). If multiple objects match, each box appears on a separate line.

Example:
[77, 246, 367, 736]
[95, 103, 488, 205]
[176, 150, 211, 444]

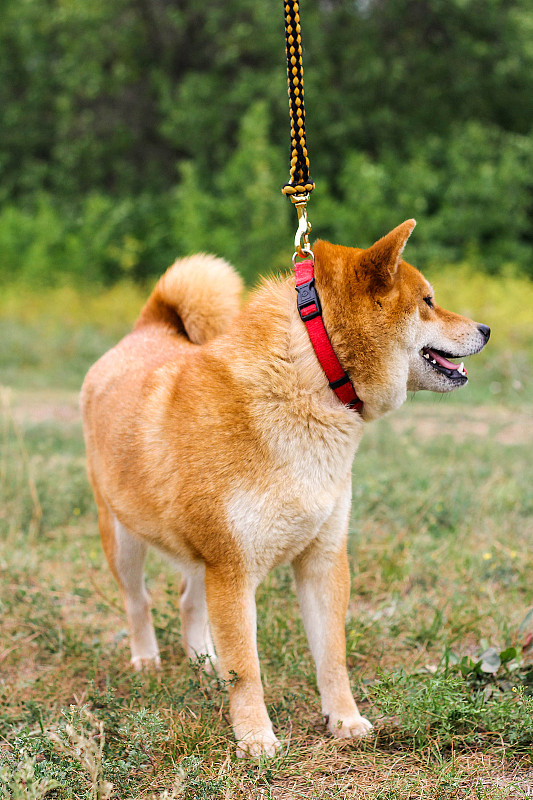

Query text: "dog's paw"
[235, 729, 281, 759]
[326, 712, 373, 739]
[131, 653, 161, 672]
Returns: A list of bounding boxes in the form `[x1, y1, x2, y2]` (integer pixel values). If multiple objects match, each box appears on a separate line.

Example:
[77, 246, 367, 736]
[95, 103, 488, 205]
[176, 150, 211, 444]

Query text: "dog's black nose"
[478, 324, 491, 341]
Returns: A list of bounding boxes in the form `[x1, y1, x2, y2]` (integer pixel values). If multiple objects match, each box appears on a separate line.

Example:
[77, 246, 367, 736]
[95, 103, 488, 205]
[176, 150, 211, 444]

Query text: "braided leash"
[282, 0, 314, 260]
[282, 0, 314, 199]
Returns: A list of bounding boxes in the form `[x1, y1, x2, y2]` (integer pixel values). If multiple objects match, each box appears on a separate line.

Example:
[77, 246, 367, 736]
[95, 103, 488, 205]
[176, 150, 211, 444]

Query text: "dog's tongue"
[424, 347, 466, 377]
[425, 348, 463, 371]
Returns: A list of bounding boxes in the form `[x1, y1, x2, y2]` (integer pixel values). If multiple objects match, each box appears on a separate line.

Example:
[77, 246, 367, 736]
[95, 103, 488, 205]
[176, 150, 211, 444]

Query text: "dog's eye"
[423, 296, 434, 308]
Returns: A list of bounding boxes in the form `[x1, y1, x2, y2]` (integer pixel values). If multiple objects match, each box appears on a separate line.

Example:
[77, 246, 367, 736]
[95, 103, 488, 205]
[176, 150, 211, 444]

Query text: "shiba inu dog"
[81, 219, 490, 757]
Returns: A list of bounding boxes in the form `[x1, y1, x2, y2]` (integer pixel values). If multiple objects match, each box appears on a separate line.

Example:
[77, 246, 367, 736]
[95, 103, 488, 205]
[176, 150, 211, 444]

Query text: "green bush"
[312, 122, 533, 272]
[2, 0, 533, 286]
[3, 122, 533, 289]
[0, 194, 175, 287]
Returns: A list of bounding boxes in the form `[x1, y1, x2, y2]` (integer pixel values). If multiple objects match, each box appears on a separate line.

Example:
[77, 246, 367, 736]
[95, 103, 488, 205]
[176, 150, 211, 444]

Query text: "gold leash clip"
[291, 193, 313, 262]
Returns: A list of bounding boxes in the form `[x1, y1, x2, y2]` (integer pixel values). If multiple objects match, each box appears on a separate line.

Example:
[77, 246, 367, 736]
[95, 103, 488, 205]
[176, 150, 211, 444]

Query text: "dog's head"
[314, 220, 490, 421]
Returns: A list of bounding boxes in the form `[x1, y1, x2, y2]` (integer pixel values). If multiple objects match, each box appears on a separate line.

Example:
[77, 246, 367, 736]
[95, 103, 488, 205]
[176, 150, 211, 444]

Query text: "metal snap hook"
[291, 192, 312, 260]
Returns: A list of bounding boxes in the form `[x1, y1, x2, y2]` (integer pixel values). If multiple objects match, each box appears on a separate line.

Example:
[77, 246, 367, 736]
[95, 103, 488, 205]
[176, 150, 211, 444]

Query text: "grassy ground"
[1, 268, 533, 798]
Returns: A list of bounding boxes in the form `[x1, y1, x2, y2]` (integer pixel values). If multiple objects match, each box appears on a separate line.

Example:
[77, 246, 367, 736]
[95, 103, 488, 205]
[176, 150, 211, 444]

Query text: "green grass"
[1, 270, 533, 797]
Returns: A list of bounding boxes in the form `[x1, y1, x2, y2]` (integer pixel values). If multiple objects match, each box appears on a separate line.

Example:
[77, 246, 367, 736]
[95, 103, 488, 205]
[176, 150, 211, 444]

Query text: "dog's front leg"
[292, 534, 372, 739]
[204, 565, 280, 758]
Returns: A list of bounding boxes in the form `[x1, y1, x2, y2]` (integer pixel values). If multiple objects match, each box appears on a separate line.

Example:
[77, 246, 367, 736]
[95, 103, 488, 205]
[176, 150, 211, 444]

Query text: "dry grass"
[1, 270, 533, 797]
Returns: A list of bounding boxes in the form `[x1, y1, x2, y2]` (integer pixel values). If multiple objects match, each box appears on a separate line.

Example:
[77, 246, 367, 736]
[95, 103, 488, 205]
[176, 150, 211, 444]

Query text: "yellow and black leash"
[282, 0, 314, 198]
[282, 0, 314, 260]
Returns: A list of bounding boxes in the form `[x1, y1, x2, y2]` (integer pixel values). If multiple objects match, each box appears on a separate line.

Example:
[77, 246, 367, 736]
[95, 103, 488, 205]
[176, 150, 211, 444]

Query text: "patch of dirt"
[389, 404, 533, 445]
[1, 388, 80, 425]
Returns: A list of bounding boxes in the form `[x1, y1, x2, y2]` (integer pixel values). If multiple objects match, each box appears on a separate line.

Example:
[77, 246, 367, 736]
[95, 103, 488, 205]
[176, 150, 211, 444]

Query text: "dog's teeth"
[431, 359, 437, 364]
[423, 353, 430, 360]
[458, 362, 466, 376]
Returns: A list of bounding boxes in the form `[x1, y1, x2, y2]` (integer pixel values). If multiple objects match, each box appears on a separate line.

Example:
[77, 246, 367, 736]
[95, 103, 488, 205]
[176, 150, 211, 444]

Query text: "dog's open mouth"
[421, 347, 468, 380]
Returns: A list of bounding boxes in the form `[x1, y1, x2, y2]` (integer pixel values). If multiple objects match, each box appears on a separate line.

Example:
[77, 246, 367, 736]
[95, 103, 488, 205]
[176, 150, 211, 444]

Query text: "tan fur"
[136, 253, 244, 343]
[81, 223, 489, 756]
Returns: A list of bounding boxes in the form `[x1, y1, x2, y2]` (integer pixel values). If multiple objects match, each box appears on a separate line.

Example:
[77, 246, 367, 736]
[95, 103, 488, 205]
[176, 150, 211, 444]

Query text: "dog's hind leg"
[96, 494, 160, 670]
[179, 565, 217, 671]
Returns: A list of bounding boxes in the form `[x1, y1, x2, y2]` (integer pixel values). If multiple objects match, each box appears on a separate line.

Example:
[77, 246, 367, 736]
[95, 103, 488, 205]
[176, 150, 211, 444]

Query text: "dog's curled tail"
[135, 254, 244, 344]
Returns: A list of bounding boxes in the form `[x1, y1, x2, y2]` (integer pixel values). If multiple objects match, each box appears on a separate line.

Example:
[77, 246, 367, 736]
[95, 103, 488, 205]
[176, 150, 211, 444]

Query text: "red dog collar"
[293, 259, 363, 412]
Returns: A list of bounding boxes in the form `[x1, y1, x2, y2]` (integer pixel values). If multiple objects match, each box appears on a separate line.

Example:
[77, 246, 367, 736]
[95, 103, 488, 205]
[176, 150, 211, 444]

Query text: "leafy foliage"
[1, 0, 533, 283]
[0, 750, 59, 800]
[367, 657, 533, 750]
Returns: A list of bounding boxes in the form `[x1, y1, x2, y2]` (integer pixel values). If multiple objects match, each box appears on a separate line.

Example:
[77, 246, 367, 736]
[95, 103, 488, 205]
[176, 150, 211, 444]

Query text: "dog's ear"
[360, 219, 416, 289]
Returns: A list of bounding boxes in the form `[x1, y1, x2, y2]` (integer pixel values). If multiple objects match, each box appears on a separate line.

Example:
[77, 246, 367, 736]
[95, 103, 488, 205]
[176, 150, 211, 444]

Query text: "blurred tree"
[1, 0, 533, 281]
